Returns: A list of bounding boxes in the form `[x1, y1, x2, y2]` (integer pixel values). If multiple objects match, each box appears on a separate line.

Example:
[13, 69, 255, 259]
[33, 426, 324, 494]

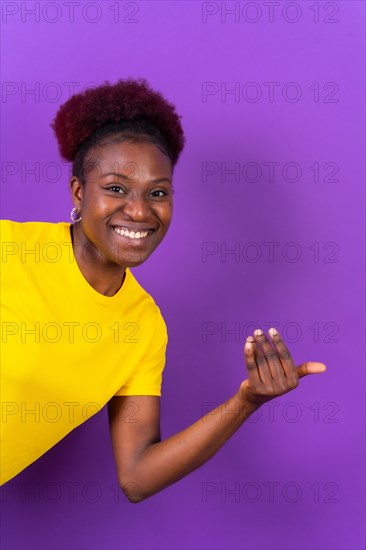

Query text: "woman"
[0, 78, 327, 501]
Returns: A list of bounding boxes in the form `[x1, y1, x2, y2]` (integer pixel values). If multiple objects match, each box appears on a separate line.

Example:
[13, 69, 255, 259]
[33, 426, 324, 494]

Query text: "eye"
[106, 185, 171, 197]
[150, 189, 168, 197]
[108, 185, 125, 194]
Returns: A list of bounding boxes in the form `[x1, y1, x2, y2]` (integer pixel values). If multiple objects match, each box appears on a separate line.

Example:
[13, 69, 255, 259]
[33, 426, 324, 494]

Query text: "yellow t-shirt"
[0, 219, 168, 485]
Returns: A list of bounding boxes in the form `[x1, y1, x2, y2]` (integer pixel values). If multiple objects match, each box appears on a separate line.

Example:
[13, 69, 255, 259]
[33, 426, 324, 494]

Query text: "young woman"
[0, 78, 327, 501]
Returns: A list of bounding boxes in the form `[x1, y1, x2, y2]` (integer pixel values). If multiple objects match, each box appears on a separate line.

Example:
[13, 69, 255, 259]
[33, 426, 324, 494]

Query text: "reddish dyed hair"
[50, 78, 186, 182]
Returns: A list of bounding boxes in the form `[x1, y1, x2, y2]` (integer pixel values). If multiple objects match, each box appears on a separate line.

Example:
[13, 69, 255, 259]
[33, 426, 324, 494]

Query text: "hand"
[239, 328, 327, 407]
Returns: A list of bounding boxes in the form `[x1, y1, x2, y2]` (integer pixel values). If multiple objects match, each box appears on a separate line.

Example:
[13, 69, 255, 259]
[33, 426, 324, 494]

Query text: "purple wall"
[1, 1, 365, 549]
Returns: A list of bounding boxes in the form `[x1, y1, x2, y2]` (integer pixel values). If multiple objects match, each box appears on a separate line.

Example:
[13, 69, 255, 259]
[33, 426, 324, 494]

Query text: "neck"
[70, 224, 126, 296]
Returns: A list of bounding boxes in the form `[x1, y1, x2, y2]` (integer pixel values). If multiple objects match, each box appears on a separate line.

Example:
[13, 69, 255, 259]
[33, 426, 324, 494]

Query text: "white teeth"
[113, 227, 149, 239]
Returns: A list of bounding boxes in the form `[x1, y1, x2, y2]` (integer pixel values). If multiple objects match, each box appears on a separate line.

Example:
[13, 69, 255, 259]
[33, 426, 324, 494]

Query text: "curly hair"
[50, 78, 186, 183]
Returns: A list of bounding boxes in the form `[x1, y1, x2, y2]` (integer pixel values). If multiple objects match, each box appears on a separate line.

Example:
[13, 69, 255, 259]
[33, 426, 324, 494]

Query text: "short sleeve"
[113, 307, 168, 397]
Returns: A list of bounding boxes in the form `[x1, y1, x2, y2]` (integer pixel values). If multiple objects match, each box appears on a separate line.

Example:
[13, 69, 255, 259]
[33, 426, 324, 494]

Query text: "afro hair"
[50, 77, 186, 179]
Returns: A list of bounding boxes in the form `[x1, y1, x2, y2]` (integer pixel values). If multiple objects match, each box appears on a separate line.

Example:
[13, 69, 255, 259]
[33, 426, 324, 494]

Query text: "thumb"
[296, 362, 327, 379]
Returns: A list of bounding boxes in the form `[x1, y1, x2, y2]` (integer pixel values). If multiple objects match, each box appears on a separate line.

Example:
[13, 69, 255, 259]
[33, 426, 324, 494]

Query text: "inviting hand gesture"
[239, 328, 327, 407]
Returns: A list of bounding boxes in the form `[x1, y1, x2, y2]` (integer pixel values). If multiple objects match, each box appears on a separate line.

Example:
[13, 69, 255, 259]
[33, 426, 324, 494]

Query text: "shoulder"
[0, 220, 71, 266]
[0, 219, 70, 243]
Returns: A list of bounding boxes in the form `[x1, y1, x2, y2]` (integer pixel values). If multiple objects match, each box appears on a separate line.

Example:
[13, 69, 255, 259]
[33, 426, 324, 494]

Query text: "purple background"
[1, 1, 365, 549]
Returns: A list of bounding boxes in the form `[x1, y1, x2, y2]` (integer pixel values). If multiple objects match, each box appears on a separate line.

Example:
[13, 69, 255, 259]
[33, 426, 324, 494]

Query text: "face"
[70, 139, 173, 270]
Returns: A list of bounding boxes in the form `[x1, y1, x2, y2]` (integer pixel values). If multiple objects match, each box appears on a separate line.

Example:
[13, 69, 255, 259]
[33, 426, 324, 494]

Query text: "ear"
[70, 176, 84, 209]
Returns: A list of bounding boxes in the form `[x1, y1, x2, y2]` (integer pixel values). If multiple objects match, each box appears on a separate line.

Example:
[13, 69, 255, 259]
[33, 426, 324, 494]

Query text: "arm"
[108, 390, 259, 503]
[108, 328, 327, 503]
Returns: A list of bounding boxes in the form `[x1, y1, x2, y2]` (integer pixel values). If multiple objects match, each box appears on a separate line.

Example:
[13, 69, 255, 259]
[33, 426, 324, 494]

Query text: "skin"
[70, 139, 173, 296]
[70, 138, 327, 503]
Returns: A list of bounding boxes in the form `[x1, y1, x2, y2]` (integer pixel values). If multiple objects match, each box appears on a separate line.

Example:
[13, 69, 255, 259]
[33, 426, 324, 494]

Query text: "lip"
[111, 226, 155, 245]
[111, 224, 156, 233]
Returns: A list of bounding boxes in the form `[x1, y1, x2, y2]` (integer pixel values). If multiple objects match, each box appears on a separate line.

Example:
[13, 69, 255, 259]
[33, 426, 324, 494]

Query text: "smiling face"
[70, 139, 174, 272]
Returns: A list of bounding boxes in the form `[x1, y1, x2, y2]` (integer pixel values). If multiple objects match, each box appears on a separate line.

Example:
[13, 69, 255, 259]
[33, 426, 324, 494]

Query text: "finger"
[244, 337, 262, 385]
[251, 332, 274, 386]
[268, 328, 298, 385]
[253, 329, 286, 381]
[297, 361, 327, 378]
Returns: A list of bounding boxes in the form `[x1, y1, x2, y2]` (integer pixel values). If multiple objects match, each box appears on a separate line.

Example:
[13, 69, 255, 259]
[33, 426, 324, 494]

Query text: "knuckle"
[280, 350, 292, 361]
[264, 351, 278, 361]
[246, 362, 256, 371]
[277, 382, 288, 393]
[256, 355, 266, 366]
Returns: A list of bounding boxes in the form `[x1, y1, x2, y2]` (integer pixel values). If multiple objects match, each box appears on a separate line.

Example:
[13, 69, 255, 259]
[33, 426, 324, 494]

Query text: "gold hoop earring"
[70, 207, 82, 222]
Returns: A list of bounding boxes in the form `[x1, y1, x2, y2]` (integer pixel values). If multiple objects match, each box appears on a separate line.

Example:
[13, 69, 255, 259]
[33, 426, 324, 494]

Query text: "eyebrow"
[102, 172, 172, 184]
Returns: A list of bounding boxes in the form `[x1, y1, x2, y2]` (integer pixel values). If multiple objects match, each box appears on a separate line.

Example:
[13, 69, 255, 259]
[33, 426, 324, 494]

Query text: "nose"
[121, 194, 151, 221]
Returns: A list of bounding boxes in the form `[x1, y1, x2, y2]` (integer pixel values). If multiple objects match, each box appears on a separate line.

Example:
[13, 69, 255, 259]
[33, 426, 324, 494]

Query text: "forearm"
[122, 390, 259, 502]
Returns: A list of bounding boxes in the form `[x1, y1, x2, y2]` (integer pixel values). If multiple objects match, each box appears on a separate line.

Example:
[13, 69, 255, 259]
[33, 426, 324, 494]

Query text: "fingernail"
[254, 329, 263, 336]
[246, 336, 254, 342]
[269, 328, 278, 337]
